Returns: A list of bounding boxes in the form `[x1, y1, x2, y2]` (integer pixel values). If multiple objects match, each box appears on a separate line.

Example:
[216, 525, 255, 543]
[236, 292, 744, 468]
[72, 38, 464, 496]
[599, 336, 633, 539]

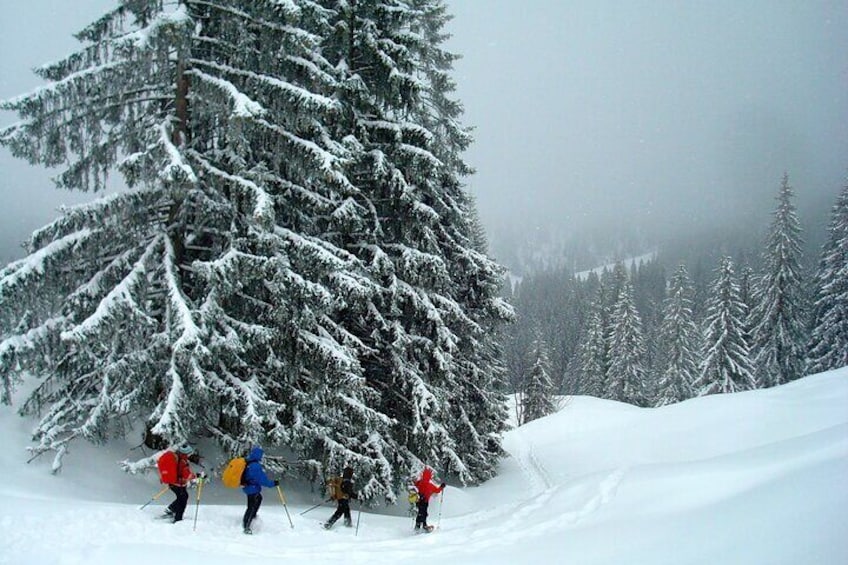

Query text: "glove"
[440, 483, 446, 489]
[198, 472, 208, 481]
[273, 480, 280, 487]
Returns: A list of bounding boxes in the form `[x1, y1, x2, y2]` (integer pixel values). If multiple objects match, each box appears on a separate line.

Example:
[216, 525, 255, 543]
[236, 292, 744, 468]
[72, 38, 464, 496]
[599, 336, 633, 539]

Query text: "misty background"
[2, 0, 848, 270]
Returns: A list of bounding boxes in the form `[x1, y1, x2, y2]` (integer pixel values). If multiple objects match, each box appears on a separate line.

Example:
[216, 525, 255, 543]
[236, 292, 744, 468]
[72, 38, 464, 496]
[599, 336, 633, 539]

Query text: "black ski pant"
[415, 498, 430, 528]
[326, 498, 352, 526]
[167, 485, 189, 521]
[243, 492, 263, 530]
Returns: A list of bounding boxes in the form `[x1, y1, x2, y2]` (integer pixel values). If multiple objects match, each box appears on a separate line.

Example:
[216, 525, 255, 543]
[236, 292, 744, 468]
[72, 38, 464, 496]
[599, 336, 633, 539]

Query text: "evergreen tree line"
[0, 0, 512, 500]
[509, 174, 848, 419]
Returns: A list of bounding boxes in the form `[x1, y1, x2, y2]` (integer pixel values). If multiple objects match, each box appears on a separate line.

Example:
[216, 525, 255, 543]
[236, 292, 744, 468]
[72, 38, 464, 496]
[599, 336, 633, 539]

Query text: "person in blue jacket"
[241, 445, 279, 535]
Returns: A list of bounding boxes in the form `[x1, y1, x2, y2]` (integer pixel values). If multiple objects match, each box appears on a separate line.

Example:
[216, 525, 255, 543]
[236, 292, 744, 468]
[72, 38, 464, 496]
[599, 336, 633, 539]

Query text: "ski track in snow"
[408, 429, 626, 559]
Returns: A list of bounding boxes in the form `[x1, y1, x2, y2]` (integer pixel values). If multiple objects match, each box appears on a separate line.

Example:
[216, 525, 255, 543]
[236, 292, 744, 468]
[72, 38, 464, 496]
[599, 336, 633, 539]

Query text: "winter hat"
[177, 443, 194, 455]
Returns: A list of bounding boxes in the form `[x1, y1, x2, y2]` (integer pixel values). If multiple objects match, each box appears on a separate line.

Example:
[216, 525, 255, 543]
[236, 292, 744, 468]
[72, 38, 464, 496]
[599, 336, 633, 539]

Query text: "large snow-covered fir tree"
[606, 278, 649, 406]
[654, 264, 699, 406]
[0, 0, 510, 497]
[806, 180, 848, 374]
[749, 174, 806, 387]
[520, 331, 557, 424]
[696, 257, 756, 395]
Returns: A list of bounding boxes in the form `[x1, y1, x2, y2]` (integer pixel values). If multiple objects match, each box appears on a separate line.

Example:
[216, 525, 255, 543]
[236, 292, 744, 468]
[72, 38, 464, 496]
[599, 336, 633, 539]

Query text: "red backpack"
[157, 451, 178, 485]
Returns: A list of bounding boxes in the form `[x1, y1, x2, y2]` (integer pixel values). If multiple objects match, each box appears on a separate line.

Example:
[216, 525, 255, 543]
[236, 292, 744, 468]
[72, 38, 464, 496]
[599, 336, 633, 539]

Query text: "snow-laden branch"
[190, 59, 336, 112]
[0, 229, 93, 299]
[186, 68, 266, 118]
[191, 153, 274, 227]
[157, 121, 197, 183]
[164, 235, 201, 352]
[60, 235, 160, 342]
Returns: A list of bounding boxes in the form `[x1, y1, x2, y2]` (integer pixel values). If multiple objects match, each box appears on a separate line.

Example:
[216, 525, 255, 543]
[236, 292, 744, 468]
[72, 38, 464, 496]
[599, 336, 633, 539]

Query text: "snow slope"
[1, 369, 846, 564]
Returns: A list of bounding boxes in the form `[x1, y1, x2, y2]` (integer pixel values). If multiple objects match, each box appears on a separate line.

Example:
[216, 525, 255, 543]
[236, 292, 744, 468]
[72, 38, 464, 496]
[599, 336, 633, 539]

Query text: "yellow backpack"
[221, 457, 247, 488]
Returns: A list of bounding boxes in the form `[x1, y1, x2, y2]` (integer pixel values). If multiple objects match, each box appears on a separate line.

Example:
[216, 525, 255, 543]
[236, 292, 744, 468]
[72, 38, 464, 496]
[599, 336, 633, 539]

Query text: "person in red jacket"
[413, 467, 446, 532]
[157, 443, 201, 523]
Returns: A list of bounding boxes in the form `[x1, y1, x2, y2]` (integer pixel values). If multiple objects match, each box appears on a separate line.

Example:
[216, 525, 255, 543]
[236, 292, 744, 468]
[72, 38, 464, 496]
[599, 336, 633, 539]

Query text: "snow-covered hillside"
[2, 369, 847, 564]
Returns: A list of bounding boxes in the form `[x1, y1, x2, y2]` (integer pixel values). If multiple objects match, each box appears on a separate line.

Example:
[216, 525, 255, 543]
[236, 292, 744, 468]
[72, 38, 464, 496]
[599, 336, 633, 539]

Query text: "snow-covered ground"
[2, 368, 847, 564]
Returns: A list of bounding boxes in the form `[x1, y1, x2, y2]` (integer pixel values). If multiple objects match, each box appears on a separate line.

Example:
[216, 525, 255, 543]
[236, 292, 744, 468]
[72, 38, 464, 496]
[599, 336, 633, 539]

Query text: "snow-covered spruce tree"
[520, 330, 557, 424]
[606, 278, 649, 406]
[806, 180, 848, 374]
[313, 0, 512, 488]
[696, 257, 756, 395]
[3, 0, 508, 492]
[654, 264, 699, 406]
[749, 174, 807, 387]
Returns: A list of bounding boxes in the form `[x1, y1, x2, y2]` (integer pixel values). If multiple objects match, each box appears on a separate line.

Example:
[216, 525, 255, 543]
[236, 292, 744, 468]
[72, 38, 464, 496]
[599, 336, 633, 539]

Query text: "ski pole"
[355, 501, 362, 536]
[299, 499, 329, 516]
[192, 477, 205, 531]
[276, 485, 295, 529]
[140, 485, 170, 510]
[436, 489, 444, 529]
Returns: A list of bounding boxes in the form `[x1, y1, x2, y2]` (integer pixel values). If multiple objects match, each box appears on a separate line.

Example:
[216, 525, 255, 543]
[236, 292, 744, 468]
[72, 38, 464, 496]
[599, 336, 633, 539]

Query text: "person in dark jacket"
[324, 466, 358, 529]
[241, 445, 279, 534]
[413, 467, 445, 532]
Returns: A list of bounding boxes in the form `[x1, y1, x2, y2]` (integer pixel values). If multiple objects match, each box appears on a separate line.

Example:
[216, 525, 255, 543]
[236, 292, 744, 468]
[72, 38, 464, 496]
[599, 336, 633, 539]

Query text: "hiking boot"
[243, 527, 253, 535]
[323, 522, 333, 530]
[344, 520, 352, 528]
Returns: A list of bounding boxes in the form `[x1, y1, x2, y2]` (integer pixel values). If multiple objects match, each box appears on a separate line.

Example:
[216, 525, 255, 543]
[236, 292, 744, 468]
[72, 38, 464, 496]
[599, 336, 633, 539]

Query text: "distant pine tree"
[655, 264, 699, 406]
[521, 331, 557, 424]
[806, 181, 848, 374]
[697, 257, 756, 395]
[749, 174, 807, 387]
[606, 279, 649, 405]
[578, 294, 608, 397]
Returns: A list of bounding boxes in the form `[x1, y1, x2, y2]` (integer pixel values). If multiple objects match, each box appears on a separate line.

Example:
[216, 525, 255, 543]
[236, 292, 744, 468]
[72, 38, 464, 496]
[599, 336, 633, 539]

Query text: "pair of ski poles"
[301, 497, 363, 536]
[139, 477, 208, 531]
[410, 489, 445, 531]
[182, 482, 296, 530]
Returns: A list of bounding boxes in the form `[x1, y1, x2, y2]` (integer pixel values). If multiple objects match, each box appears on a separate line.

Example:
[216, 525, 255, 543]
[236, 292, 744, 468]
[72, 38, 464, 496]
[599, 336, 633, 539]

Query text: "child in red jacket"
[413, 467, 445, 532]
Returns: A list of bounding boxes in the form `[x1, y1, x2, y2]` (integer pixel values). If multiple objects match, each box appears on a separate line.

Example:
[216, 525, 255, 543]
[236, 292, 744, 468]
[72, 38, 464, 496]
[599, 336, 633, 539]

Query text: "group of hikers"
[155, 443, 446, 535]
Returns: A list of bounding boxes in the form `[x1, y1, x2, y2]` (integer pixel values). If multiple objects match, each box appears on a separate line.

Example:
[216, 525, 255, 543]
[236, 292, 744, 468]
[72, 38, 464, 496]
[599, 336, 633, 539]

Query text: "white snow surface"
[1, 369, 847, 564]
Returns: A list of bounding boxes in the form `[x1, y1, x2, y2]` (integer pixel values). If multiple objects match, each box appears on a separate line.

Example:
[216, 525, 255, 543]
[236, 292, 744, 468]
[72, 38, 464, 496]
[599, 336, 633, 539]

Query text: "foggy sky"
[2, 1, 847, 262]
[445, 0, 848, 240]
